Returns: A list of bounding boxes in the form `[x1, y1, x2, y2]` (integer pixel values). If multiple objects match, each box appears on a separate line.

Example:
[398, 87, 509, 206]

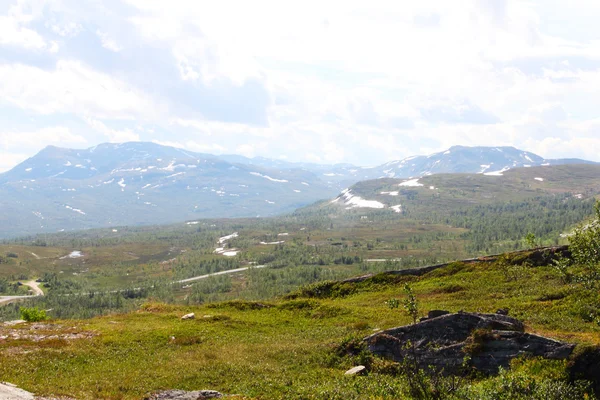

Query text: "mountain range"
[0, 142, 596, 238]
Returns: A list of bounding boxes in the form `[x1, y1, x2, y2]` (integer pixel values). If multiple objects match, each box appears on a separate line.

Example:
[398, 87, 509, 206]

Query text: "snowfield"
[484, 166, 510, 176]
[399, 178, 424, 187]
[332, 189, 385, 209]
[218, 232, 239, 244]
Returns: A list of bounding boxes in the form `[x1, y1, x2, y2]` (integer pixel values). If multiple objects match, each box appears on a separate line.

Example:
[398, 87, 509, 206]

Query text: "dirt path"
[29, 252, 41, 260]
[23, 281, 44, 296]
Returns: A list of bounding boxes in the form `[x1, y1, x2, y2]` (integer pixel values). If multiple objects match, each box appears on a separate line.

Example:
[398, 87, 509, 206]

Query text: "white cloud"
[0, 126, 87, 149]
[84, 118, 140, 143]
[49, 21, 82, 38]
[151, 139, 226, 154]
[2, 0, 600, 170]
[0, 152, 29, 173]
[96, 30, 123, 52]
[0, 126, 88, 172]
[0, 61, 158, 120]
[0, 15, 51, 50]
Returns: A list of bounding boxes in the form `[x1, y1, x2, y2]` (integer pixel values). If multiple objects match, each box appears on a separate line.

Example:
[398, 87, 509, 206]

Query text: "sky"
[2, 0, 600, 171]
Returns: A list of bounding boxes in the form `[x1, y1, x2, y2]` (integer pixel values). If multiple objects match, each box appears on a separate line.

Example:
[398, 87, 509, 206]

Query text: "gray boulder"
[364, 312, 574, 375]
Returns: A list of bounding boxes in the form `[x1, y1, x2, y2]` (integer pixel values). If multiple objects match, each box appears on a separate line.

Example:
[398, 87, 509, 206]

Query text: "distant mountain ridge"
[223, 145, 597, 185]
[355, 145, 597, 181]
[0, 142, 596, 238]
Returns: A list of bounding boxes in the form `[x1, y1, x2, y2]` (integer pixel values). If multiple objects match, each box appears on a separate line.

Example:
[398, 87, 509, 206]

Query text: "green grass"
[1, 253, 599, 399]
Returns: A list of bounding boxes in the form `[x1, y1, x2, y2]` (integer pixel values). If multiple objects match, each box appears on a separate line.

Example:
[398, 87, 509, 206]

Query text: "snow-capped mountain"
[0, 142, 339, 238]
[249, 145, 597, 185]
[0, 143, 596, 238]
[355, 145, 597, 180]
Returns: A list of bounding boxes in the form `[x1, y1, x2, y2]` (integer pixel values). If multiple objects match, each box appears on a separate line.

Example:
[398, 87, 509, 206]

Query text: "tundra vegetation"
[0, 195, 599, 398]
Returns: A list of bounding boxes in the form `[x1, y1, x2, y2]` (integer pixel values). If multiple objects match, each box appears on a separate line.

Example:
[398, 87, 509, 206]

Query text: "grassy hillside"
[1, 248, 599, 399]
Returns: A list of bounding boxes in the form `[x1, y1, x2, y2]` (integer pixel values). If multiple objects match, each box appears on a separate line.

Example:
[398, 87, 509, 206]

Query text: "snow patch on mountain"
[60, 250, 83, 259]
[250, 172, 288, 183]
[399, 178, 423, 187]
[484, 166, 510, 176]
[390, 204, 402, 213]
[218, 232, 239, 244]
[479, 165, 491, 173]
[332, 188, 385, 209]
[65, 205, 86, 215]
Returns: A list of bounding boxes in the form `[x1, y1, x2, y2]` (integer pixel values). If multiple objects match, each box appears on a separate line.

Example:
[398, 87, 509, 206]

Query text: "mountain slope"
[301, 164, 600, 216]
[0, 142, 339, 238]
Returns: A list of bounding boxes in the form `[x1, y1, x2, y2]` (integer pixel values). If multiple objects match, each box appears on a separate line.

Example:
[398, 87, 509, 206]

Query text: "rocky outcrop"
[364, 311, 575, 375]
[0, 382, 76, 400]
[343, 245, 570, 283]
[145, 390, 223, 399]
[0, 382, 34, 400]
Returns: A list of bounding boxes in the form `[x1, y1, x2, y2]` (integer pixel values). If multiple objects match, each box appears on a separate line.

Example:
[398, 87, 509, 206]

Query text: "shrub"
[402, 283, 420, 324]
[569, 201, 600, 289]
[20, 307, 47, 322]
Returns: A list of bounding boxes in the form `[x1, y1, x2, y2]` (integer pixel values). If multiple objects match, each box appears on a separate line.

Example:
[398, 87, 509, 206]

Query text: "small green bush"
[20, 307, 47, 322]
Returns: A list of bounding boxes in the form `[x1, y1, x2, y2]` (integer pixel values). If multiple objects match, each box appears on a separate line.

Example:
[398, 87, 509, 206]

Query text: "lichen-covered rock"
[364, 312, 574, 375]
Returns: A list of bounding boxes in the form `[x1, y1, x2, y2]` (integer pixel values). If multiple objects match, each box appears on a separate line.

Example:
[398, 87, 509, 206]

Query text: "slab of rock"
[145, 389, 222, 399]
[364, 312, 574, 375]
[0, 382, 34, 400]
[3, 320, 26, 326]
[344, 366, 366, 376]
[181, 313, 195, 320]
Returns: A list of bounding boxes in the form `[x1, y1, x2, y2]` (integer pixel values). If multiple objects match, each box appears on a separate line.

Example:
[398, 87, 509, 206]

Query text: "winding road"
[177, 265, 265, 284]
[0, 281, 44, 306]
[0, 266, 267, 306]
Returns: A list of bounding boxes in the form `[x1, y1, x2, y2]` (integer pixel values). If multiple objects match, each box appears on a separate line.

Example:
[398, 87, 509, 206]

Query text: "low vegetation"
[1, 193, 600, 398]
[1, 237, 600, 398]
